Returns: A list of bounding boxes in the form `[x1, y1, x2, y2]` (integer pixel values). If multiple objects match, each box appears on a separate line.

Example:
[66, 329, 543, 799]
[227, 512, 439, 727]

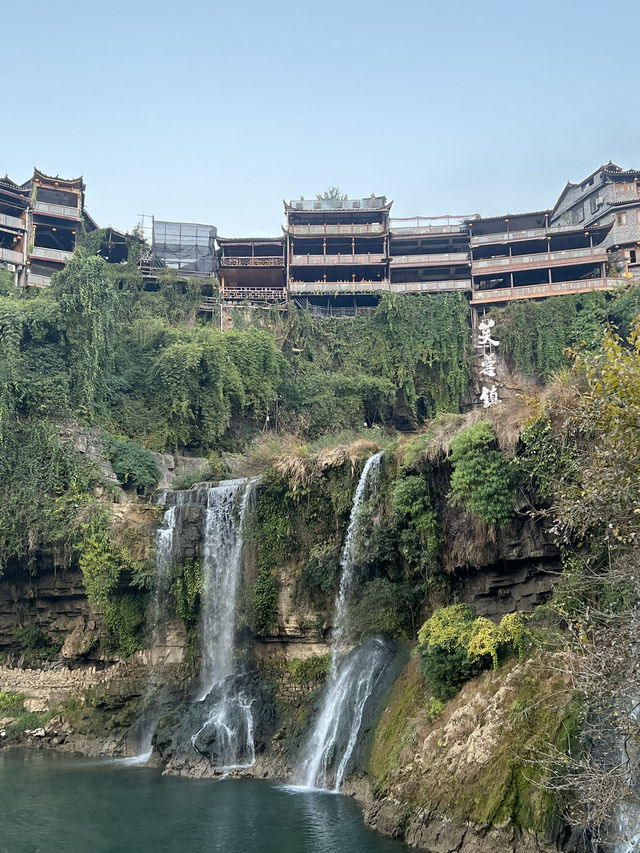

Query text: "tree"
[53, 251, 117, 415]
[529, 322, 640, 844]
[316, 187, 348, 201]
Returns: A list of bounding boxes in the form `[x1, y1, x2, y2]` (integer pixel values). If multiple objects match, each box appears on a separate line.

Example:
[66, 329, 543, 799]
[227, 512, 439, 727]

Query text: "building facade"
[0, 169, 95, 288]
[1, 162, 638, 319]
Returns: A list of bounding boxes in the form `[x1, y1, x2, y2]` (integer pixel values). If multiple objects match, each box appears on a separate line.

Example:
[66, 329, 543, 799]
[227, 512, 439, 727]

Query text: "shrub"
[103, 593, 146, 659]
[426, 696, 445, 723]
[449, 421, 516, 526]
[515, 415, 576, 502]
[297, 543, 341, 601]
[14, 624, 61, 664]
[350, 577, 412, 641]
[288, 654, 331, 685]
[252, 566, 279, 635]
[109, 439, 159, 493]
[418, 605, 482, 699]
[171, 559, 202, 625]
[418, 606, 532, 699]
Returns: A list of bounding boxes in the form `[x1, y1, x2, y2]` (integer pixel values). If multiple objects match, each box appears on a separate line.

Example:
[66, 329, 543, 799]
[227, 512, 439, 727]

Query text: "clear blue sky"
[5, 0, 639, 236]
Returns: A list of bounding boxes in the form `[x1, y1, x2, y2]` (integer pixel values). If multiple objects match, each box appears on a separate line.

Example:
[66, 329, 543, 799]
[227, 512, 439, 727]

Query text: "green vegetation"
[417, 605, 531, 699]
[369, 656, 577, 836]
[490, 288, 640, 378]
[170, 559, 202, 625]
[0, 690, 53, 741]
[79, 527, 151, 658]
[449, 421, 516, 525]
[287, 654, 331, 685]
[0, 420, 100, 575]
[108, 439, 159, 493]
[14, 625, 62, 665]
[283, 294, 471, 435]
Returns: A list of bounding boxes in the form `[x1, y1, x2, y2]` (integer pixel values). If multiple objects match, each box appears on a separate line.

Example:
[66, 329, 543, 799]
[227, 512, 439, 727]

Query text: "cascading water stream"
[124, 493, 182, 762]
[298, 451, 388, 791]
[190, 478, 258, 773]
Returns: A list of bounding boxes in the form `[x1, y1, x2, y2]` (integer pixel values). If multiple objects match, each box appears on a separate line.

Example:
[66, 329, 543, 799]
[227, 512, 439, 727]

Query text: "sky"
[4, 0, 639, 236]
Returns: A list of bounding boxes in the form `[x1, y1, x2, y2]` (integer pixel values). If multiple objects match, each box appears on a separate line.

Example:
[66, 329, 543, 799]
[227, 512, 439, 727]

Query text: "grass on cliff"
[0, 691, 53, 741]
[369, 654, 578, 835]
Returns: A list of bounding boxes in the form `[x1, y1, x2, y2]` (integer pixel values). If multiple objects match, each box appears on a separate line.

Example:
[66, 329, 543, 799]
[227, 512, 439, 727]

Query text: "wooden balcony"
[470, 277, 622, 305]
[470, 223, 591, 246]
[291, 253, 386, 266]
[390, 216, 469, 237]
[220, 286, 287, 301]
[30, 246, 74, 263]
[0, 247, 25, 264]
[289, 280, 390, 295]
[0, 212, 26, 231]
[33, 200, 81, 220]
[390, 279, 471, 293]
[391, 252, 469, 268]
[218, 256, 284, 267]
[289, 223, 384, 236]
[26, 271, 52, 287]
[472, 247, 606, 276]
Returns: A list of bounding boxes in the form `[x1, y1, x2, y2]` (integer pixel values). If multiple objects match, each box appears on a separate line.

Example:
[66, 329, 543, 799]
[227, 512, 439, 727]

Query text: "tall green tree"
[53, 252, 117, 416]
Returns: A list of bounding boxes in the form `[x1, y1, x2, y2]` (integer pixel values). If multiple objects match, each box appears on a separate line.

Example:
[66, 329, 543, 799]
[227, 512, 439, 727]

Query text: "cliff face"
[0, 444, 568, 852]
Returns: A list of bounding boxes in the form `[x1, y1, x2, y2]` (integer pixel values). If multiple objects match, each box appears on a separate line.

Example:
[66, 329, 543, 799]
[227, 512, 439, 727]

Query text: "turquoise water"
[0, 750, 410, 852]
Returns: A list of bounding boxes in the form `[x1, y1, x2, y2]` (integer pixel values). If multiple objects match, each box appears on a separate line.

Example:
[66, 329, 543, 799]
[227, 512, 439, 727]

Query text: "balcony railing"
[390, 279, 471, 293]
[470, 223, 594, 246]
[471, 277, 622, 304]
[30, 246, 74, 263]
[291, 253, 386, 266]
[289, 223, 384, 236]
[26, 271, 52, 287]
[0, 247, 25, 264]
[289, 280, 390, 294]
[391, 252, 469, 267]
[33, 200, 81, 220]
[0, 212, 26, 231]
[219, 256, 284, 267]
[220, 286, 287, 301]
[472, 247, 606, 275]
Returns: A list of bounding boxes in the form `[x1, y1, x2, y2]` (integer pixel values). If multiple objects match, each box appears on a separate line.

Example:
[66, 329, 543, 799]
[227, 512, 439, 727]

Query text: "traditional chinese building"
[216, 236, 286, 302]
[0, 176, 30, 286]
[285, 196, 391, 308]
[388, 215, 472, 295]
[0, 169, 95, 287]
[468, 210, 613, 317]
[550, 162, 640, 278]
[28, 170, 90, 287]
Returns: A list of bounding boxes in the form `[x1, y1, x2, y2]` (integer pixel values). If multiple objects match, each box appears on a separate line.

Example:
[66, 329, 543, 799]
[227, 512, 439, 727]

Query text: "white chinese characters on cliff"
[476, 318, 500, 408]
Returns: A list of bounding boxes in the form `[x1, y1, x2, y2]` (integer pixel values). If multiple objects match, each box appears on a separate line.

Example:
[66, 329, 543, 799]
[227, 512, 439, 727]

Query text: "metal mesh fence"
[152, 220, 217, 276]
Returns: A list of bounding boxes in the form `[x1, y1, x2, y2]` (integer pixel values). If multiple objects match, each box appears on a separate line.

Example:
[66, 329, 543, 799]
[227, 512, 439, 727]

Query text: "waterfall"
[299, 451, 388, 791]
[196, 480, 255, 701]
[126, 495, 182, 762]
[190, 478, 258, 772]
[332, 451, 383, 655]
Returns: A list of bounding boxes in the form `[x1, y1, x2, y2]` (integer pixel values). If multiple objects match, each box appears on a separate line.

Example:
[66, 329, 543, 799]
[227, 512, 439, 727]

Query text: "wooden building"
[285, 196, 391, 307]
[0, 177, 30, 286]
[28, 170, 88, 287]
[468, 210, 616, 313]
[216, 236, 286, 302]
[389, 215, 472, 295]
[0, 169, 95, 288]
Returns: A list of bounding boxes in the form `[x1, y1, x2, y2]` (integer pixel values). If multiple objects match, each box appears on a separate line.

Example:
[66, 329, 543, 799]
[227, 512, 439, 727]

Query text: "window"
[631, 250, 637, 264]
[590, 196, 597, 214]
[575, 205, 584, 223]
[617, 212, 628, 226]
